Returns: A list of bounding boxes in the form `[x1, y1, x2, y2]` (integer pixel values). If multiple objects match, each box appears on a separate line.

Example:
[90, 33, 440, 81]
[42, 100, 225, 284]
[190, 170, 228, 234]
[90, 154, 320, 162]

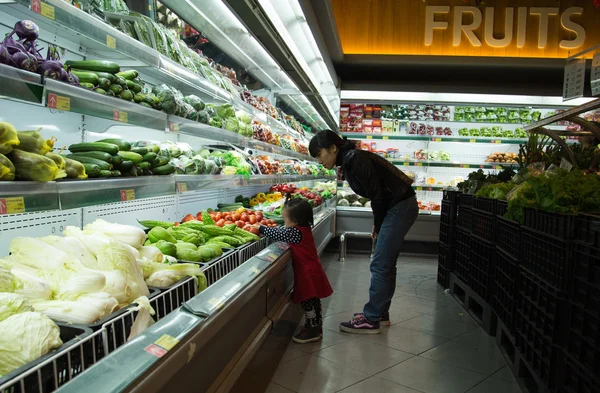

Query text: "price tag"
[560, 158, 574, 172]
[460, 164, 470, 168]
[177, 183, 188, 192]
[154, 334, 179, 351]
[427, 187, 433, 191]
[416, 186, 423, 191]
[382, 136, 389, 140]
[145, 344, 167, 358]
[434, 138, 442, 142]
[416, 162, 423, 167]
[40, 2, 55, 19]
[0, 197, 25, 215]
[113, 110, 128, 123]
[208, 297, 225, 309]
[250, 267, 261, 274]
[106, 35, 117, 49]
[469, 139, 476, 143]
[403, 162, 409, 166]
[120, 189, 135, 201]
[366, 135, 372, 139]
[47, 94, 70, 111]
[169, 123, 180, 133]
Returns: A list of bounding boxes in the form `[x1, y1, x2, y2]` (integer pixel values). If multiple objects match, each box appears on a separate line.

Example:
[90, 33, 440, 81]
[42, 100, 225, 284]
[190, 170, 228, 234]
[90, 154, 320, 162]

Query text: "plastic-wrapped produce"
[0, 122, 20, 155]
[179, 156, 198, 174]
[183, 95, 205, 112]
[15, 129, 53, 155]
[64, 158, 87, 179]
[9, 150, 65, 181]
[176, 143, 194, 158]
[158, 141, 181, 159]
[191, 155, 206, 174]
[0, 153, 15, 181]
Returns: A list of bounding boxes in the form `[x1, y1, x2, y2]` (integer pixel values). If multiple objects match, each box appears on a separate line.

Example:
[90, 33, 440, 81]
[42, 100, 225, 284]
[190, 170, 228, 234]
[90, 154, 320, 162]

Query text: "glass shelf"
[0, 63, 44, 104]
[341, 133, 528, 145]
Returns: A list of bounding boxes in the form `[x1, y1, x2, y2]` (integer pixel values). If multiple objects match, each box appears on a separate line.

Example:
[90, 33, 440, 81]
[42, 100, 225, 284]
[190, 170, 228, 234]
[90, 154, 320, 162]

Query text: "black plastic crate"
[443, 189, 462, 203]
[438, 242, 454, 270]
[576, 213, 600, 248]
[456, 206, 473, 232]
[497, 200, 508, 217]
[515, 313, 564, 391]
[566, 298, 600, 376]
[454, 227, 471, 284]
[524, 208, 577, 240]
[459, 193, 474, 207]
[518, 268, 568, 346]
[496, 216, 521, 260]
[570, 277, 600, 318]
[522, 227, 572, 292]
[439, 222, 455, 246]
[572, 242, 600, 290]
[440, 200, 457, 227]
[473, 197, 497, 214]
[471, 208, 496, 243]
[437, 264, 450, 289]
[494, 248, 520, 334]
[563, 354, 600, 393]
[470, 236, 496, 301]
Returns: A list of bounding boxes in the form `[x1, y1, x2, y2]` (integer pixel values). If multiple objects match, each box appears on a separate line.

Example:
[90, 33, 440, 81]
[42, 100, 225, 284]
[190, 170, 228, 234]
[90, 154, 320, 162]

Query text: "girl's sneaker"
[340, 314, 380, 334]
[293, 327, 322, 344]
[353, 312, 391, 326]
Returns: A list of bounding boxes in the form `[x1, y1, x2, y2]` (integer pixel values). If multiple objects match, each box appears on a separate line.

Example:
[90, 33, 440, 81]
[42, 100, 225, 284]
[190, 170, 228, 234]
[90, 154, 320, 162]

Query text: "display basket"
[202, 247, 243, 286]
[453, 227, 471, 284]
[566, 293, 600, 376]
[473, 197, 497, 214]
[576, 213, 600, 247]
[471, 208, 495, 243]
[442, 190, 461, 203]
[469, 236, 495, 302]
[456, 206, 473, 232]
[496, 216, 521, 260]
[440, 200, 457, 227]
[523, 208, 577, 240]
[521, 227, 572, 291]
[494, 247, 520, 334]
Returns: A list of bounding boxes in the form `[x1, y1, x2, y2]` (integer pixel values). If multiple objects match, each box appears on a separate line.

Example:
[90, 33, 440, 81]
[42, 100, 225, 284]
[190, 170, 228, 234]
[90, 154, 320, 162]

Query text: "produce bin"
[494, 248, 520, 335]
[471, 208, 495, 243]
[524, 208, 577, 240]
[469, 236, 495, 302]
[453, 227, 471, 284]
[576, 213, 600, 247]
[456, 205, 473, 232]
[496, 216, 521, 260]
[521, 227, 572, 291]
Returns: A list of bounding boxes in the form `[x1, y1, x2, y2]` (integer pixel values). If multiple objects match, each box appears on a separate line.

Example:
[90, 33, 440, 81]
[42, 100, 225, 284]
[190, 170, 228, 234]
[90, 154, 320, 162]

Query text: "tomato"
[214, 213, 223, 221]
[249, 227, 260, 235]
[174, 221, 180, 226]
[224, 220, 234, 226]
[249, 215, 257, 224]
[224, 214, 232, 221]
[232, 213, 241, 221]
[216, 219, 225, 227]
[246, 209, 254, 214]
[240, 213, 249, 222]
[255, 212, 263, 220]
[182, 214, 195, 223]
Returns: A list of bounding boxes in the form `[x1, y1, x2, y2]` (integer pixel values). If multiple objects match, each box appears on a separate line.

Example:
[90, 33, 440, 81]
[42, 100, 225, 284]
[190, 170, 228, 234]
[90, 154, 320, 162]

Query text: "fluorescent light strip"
[341, 90, 595, 107]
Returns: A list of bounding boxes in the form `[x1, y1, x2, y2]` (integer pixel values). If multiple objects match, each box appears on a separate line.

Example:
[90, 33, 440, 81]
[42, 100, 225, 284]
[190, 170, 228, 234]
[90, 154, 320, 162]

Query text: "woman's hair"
[283, 195, 314, 227]
[309, 130, 355, 158]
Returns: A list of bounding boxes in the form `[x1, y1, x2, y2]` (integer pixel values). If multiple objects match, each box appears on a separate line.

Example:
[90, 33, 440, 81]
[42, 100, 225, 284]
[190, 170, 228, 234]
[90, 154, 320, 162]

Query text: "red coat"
[288, 226, 333, 303]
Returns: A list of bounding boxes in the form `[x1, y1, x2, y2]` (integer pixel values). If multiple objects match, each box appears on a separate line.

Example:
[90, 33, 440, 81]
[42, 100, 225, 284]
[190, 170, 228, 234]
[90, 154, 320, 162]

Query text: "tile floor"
[230, 253, 522, 393]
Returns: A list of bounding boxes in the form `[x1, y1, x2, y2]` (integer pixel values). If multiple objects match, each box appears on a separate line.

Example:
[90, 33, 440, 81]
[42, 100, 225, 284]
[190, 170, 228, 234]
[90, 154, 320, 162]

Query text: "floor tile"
[246, 338, 306, 375]
[315, 338, 414, 374]
[358, 325, 449, 355]
[466, 377, 522, 393]
[491, 365, 517, 383]
[270, 354, 370, 393]
[425, 307, 477, 326]
[230, 370, 296, 393]
[397, 314, 477, 339]
[420, 334, 507, 375]
[292, 329, 357, 354]
[337, 377, 423, 393]
[390, 295, 448, 313]
[377, 356, 487, 393]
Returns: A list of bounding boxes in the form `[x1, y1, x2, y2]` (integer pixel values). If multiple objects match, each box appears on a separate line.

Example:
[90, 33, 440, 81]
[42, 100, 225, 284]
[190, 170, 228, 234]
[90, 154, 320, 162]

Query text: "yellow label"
[119, 111, 128, 123]
[154, 334, 179, 351]
[403, 162, 409, 166]
[416, 186, 423, 191]
[120, 189, 135, 201]
[208, 297, 224, 309]
[177, 183, 188, 192]
[41, 3, 55, 19]
[382, 136, 389, 140]
[469, 139, 476, 143]
[366, 135, 372, 139]
[462, 164, 470, 168]
[56, 96, 70, 111]
[106, 35, 117, 49]
[250, 267, 260, 274]
[2, 197, 25, 214]
[435, 138, 442, 142]
[416, 162, 423, 166]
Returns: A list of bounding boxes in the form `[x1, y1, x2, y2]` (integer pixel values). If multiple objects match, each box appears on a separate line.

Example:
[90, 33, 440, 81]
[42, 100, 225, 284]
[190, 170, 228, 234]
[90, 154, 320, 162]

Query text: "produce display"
[454, 107, 541, 124]
[485, 152, 518, 164]
[457, 127, 527, 138]
[409, 123, 452, 136]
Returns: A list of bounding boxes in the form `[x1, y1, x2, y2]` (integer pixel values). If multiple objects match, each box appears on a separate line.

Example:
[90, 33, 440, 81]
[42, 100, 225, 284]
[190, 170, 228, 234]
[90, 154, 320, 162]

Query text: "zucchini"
[109, 84, 123, 95]
[72, 69, 117, 84]
[153, 164, 175, 175]
[98, 78, 111, 89]
[139, 102, 152, 108]
[82, 163, 101, 177]
[96, 138, 130, 151]
[69, 142, 119, 155]
[67, 155, 112, 170]
[99, 170, 113, 177]
[117, 151, 143, 164]
[130, 147, 148, 155]
[94, 88, 107, 95]
[116, 76, 126, 86]
[116, 70, 139, 80]
[110, 155, 124, 166]
[69, 151, 112, 162]
[111, 170, 122, 177]
[65, 60, 120, 74]
[106, 90, 115, 97]
[217, 203, 243, 209]
[118, 160, 134, 172]
[126, 80, 135, 90]
[133, 93, 144, 103]
[120, 90, 133, 101]
[80, 82, 94, 89]
[143, 152, 157, 162]
[138, 162, 151, 170]
[150, 158, 160, 168]
[70, 70, 99, 85]
[146, 145, 160, 154]
[131, 83, 142, 93]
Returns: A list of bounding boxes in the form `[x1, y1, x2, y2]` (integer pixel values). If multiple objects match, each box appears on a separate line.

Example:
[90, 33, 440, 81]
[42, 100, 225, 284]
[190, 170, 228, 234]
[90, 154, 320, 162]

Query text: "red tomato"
[232, 213, 241, 221]
[214, 213, 223, 221]
[224, 220, 234, 226]
[249, 216, 257, 224]
[182, 214, 195, 223]
[255, 212, 263, 220]
[249, 227, 260, 235]
[235, 220, 244, 228]
[241, 213, 249, 222]
[246, 210, 254, 214]
[174, 221, 180, 226]
[223, 214, 232, 221]
[216, 219, 225, 227]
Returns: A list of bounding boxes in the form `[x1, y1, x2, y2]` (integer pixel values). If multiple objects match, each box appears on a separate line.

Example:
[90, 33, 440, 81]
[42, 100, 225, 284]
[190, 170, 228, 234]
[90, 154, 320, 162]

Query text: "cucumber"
[116, 76, 126, 86]
[130, 147, 148, 155]
[99, 170, 113, 177]
[98, 78, 111, 89]
[67, 155, 112, 170]
[65, 60, 120, 74]
[116, 70, 139, 80]
[156, 156, 169, 166]
[143, 152, 157, 162]
[80, 82, 94, 89]
[126, 80, 135, 90]
[69, 151, 112, 162]
[138, 162, 151, 170]
[70, 70, 99, 85]
[131, 83, 142, 93]
[119, 160, 134, 172]
[72, 69, 117, 84]
[107, 90, 115, 97]
[117, 151, 143, 164]
[94, 88, 107, 95]
[111, 170, 122, 177]
[217, 203, 243, 209]
[153, 164, 175, 175]
[110, 155, 124, 166]
[96, 138, 130, 151]
[120, 90, 133, 101]
[82, 163, 101, 177]
[69, 142, 119, 155]
[133, 93, 144, 103]
[109, 84, 123, 95]
[142, 169, 153, 176]
[146, 145, 160, 154]
[139, 102, 152, 108]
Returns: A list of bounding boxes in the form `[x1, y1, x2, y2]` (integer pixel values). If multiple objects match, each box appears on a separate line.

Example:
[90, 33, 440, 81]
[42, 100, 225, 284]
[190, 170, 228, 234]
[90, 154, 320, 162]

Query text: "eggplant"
[13, 20, 39, 42]
[66, 66, 80, 85]
[11, 52, 38, 72]
[0, 44, 11, 65]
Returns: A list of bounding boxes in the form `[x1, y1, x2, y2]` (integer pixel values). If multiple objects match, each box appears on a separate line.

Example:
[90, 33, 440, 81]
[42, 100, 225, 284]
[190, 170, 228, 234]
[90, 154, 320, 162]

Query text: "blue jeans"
[363, 196, 419, 322]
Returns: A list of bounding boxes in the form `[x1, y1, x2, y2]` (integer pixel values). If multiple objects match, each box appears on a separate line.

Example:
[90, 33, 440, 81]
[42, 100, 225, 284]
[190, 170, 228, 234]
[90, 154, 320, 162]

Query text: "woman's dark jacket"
[338, 148, 415, 233]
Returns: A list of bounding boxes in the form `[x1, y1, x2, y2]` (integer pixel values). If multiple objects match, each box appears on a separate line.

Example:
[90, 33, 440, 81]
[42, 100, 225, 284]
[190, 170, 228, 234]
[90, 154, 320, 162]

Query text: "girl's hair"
[309, 130, 355, 158]
[284, 195, 314, 227]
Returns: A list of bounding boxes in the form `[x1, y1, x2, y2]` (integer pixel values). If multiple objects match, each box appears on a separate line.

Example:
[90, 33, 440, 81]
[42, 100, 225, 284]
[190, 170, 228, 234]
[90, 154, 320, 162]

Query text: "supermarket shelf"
[524, 98, 600, 131]
[0, 63, 44, 104]
[336, 206, 441, 216]
[44, 79, 168, 131]
[413, 185, 446, 191]
[391, 161, 516, 170]
[175, 174, 334, 193]
[342, 133, 527, 144]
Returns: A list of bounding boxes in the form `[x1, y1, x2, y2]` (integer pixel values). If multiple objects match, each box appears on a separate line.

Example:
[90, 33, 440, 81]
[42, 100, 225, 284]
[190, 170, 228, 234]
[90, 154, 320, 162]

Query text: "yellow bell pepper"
[237, 206, 247, 214]
[266, 194, 278, 203]
[249, 199, 259, 207]
[256, 192, 267, 202]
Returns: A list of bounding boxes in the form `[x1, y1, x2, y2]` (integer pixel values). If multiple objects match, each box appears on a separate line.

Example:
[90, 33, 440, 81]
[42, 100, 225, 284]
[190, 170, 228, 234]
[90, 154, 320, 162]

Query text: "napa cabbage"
[0, 293, 32, 322]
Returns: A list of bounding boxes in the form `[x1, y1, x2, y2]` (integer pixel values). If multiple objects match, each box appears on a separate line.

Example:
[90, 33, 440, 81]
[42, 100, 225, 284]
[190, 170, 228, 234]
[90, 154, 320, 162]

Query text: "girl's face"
[315, 145, 338, 169]
[282, 207, 296, 228]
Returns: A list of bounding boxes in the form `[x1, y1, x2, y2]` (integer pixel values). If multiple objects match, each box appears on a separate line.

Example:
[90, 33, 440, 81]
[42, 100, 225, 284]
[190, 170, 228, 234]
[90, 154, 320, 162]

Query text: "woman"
[309, 130, 419, 334]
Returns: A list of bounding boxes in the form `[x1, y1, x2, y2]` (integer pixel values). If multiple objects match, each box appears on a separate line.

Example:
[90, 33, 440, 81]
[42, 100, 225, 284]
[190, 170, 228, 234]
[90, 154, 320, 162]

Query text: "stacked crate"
[452, 193, 473, 285]
[470, 197, 497, 302]
[438, 191, 460, 288]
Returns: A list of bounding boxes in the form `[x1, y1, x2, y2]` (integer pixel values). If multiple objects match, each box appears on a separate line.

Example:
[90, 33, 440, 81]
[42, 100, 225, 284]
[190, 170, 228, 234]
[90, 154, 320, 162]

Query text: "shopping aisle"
[230, 253, 522, 393]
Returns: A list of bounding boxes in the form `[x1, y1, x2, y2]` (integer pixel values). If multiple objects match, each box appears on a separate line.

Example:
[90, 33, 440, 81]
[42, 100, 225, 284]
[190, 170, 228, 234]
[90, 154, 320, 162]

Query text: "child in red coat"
[259, 197, 333, 343]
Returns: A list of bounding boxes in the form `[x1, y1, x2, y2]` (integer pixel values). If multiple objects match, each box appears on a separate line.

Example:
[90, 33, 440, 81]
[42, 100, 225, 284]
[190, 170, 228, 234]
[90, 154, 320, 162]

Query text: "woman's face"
[314, 145, 338, 169]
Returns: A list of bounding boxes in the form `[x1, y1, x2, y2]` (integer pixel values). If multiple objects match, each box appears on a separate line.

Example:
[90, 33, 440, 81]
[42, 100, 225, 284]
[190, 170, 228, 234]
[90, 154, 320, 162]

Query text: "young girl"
[259, 197, 333, 344]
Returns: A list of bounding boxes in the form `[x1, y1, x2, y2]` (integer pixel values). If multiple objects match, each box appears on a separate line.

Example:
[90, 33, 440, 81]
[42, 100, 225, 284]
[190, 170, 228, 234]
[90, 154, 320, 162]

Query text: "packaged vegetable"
[0, 122, 20, 155]
[0, 154, 15, 181]
[44, 152, 66, 170]
[183, 95, 205, 111]
[64, 158, 87, 179]
[15, 129, 53, 155]
[9, 150, 65, 181]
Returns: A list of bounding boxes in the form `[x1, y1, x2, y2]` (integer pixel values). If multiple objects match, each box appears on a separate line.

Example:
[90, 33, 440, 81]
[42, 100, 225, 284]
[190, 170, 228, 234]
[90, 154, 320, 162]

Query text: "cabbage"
[0, 312, 62, 377]
[224, 117, 239, 133]
[141, 260, 206, 291]
[236, 110, 253, 125]
[216, 104, 235, 119]
[0, 267, 16, 292]
[9, 237, 70, 270]
[84, 219, 147, 249]
[100, 270, 131, 304]
[139, 246, 163, 263]
[54, 270, 106, 301]
[10, 264, 52, 300]
[0, 293, 32, 322]
[39, 236, 97, 269]
[32, 293, 118, 324]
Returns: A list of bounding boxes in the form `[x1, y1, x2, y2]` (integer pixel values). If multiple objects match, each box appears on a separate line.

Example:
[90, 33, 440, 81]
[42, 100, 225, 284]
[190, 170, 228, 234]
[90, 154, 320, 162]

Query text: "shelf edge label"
[47, 93, 70, 111]
[169, 122, 180, 133]
[113, 110, 128, 123]
[176, 182, 188, 192]
[0, 197, 25, 215]
[120, 189, 135, 201]
[106, 35, 117, 49]
[154, 334, 179, 351]
[144, 344, 167, 358]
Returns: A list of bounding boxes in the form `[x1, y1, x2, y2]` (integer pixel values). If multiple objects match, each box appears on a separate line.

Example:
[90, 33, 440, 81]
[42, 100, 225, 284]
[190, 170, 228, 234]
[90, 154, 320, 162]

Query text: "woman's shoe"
[353, 312, 391, 326]
[340, 314, 380, 334]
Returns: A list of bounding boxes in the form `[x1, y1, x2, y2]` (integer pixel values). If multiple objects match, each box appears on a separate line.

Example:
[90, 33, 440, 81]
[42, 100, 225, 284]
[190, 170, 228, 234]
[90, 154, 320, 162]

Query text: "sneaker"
[340, 314, 380, 334]
[293, 327, 322, 344]
[353, 312, 391, 326]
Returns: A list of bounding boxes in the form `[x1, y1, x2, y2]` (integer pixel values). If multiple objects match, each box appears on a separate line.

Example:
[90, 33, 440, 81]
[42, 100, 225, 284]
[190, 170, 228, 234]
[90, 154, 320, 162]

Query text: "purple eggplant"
[0, 44, 11, 65]
[39, 60, 64, 79]
[14, 20, 39, 42]
[11, 51, 38, 72]
[2, 34, 28, 56]
[65, 66, 80, 85]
